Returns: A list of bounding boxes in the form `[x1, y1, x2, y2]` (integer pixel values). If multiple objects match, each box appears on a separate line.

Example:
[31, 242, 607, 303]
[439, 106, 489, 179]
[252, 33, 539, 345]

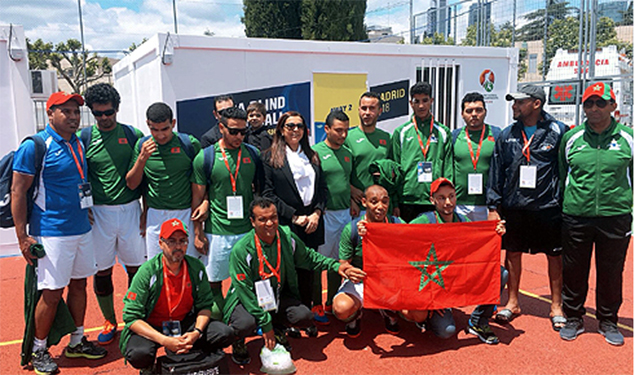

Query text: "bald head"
[364, 184, 388, 198]
[362, 185, 389, 222]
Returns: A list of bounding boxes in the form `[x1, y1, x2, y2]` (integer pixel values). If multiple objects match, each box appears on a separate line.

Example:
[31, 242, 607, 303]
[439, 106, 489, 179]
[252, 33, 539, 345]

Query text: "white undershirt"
[286, 144, 315, 207]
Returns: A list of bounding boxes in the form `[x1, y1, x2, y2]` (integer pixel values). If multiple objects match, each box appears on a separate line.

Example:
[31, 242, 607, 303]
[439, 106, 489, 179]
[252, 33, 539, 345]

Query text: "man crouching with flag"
[410, 178, 507, 344]
[333, 185, 429, 337]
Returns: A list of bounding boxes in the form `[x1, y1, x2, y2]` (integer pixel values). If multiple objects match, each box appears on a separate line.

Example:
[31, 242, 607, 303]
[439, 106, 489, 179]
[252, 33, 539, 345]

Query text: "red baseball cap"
[46, 91, 84, 111]
[160, 218, 189, 239]
[582, 82, 616, 103]
[430, 177, 455, 196]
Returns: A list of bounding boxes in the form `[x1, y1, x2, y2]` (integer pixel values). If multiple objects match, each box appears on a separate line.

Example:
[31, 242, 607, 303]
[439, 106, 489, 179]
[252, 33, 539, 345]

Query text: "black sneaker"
[467, 321, 500, 345]
[599, 321, 624, 346]
[379, 309, 401, 335]
[64, 336, 107, 359]
[305, 324, 318, 337]
[285, 327, 302, 339]
[560, 318, 584, 341]
[31, 348, 58, 375]
[231, 339, 250, 365]
[345, 313, 362, 338]
[274, 329, 292, 352]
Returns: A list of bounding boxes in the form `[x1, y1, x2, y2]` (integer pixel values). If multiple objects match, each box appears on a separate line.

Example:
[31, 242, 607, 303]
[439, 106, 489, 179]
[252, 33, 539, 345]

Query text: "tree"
[26, 38, 53, 70]
[301, 0, 367, 41]
[242, 0, 303, 39]
[48, 39, 112, 94]
[128, 38, 148, 52]
[517, 0, 576, 41]
[420, 32, 454, 45]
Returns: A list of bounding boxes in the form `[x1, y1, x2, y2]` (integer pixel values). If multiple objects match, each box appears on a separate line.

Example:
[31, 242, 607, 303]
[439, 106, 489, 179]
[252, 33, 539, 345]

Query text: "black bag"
[156, 349, 228, 375]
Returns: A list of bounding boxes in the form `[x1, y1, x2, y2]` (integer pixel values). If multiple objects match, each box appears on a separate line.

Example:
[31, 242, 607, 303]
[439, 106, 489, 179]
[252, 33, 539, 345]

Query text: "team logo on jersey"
[479, 69, 495, 92]
[430, 135, 438, 143]
[127, 291, 137, 301]
[243, 157, 251, 164]
[540, 144, 554, 151]
[379, 139, 387, 145]
[344, 156, 350, 162]
[356, 138, 365, 143]
[118, 138, 128, 144]
[236, 273, 246, 281]
[609, 139, 621, 151]
[171, 147, 181, 154]
[323, 154, 332, 160]
[487, 136, 495, 142]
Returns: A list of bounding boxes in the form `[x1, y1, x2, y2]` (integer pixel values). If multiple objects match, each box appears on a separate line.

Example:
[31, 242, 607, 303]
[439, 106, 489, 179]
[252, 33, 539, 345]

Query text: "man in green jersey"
[345, 92, 390, 213]
[390, 82, 453, 222]
[223, 197, 365, 365]
[312, 110, 354, 321]
[451, 92, 501, 221]
[191, 107, 263, 303]
[126, 102, 202, 260]
[558, 82, 633, 345]
[82, 83, 146, 345]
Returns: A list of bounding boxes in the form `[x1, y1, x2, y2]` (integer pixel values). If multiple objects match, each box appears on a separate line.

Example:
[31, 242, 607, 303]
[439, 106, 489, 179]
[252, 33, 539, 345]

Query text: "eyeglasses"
[226, 127, 248, 136]
[92, 109, 116, 117]
[284, 123, 305, 131]
[583, 99, 611, 109]
[161, 238, 189, 247]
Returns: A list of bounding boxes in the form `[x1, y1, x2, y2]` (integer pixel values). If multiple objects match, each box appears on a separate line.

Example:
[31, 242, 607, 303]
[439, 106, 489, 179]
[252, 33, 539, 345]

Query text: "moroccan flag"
[363, 221, 501, 311]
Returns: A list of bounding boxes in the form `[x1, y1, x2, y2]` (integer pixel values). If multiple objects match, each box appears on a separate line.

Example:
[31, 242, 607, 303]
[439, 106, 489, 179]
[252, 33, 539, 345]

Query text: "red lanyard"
[521, 130, 534, 163]
[162, 256, 188, 320]
[465, 126, 486, 171]
[65, 140, 85, 181]
[219, 140, 242, 194]
[255, 232, 281, 283]
[414, 115, 435, 160]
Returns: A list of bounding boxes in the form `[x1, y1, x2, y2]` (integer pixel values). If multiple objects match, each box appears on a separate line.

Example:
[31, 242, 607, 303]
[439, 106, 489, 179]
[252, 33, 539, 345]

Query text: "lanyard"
[255, 232, 281, 283]
[465, 126, 486, 171]
[521, 130, 534, 163]
[219, 140, 242, 195]
[414, 115, 435, 160]
[65, 140, 85, 181]
[162, 256, 188, 320]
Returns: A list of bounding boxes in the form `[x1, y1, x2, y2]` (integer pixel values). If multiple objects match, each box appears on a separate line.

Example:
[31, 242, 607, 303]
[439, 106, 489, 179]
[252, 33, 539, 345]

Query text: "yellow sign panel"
[313, 72, 367, 142]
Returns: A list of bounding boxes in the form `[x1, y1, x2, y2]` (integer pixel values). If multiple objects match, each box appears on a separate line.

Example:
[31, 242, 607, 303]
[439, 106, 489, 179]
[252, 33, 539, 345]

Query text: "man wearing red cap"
[558, 82, 633, 345]
[12, 91, 106, 375]
[121, 218, 233, 373]
[411, 178, 507, 344]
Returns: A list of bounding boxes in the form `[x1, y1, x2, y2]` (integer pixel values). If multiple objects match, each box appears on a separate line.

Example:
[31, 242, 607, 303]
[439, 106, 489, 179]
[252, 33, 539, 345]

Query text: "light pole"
[173, 0, 179, 33]
[77, 0, 87, 94]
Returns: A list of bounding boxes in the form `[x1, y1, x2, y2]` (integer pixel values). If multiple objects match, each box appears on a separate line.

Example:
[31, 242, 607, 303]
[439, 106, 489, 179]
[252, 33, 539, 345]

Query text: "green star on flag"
[409, 244, 453, 291]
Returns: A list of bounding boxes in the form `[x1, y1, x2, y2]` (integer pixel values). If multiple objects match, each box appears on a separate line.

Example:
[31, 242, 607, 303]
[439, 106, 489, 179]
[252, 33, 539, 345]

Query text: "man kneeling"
[120, 219, 233, 373]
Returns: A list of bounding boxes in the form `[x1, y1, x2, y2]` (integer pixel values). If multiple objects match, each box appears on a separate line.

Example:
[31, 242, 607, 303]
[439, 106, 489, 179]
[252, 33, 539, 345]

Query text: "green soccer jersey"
[452, 125, 498, 206]
[191, 143, 257, 235]
[312, 142, 352, 211]
[82, 123, 144, 205]
[344, 126, 391, 191]
[339, 216, 403, 269]
[390, 115, 453, 205]
[130, 133, 201, 210]
[409, 211, 468, 224]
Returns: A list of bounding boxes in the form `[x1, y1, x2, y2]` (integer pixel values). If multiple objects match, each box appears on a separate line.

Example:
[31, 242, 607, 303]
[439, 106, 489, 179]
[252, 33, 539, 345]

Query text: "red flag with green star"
[362, 221, 501, 310]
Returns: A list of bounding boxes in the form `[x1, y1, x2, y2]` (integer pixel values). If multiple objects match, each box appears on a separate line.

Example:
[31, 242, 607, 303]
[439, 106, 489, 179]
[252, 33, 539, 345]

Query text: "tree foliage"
[618, 1, 633, 25]
[242, 0, 303, 39]
[300, 0, 367, 41]
[517, 0, 576, 41]
[26, 38, 53, 70]
[420, 32, 454, 45]
[128, 38, 148, 51]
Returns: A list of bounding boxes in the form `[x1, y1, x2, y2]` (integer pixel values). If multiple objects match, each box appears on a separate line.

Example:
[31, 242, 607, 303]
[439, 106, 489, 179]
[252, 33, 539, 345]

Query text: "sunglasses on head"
[583, 98, 611, 109]
[226, 126, 248, 136]
[284, 122, 305, 130]
[92, 109, 116, 117]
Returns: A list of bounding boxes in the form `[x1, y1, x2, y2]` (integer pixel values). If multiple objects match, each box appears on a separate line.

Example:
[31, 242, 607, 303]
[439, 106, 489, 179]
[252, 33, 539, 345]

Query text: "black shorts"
[502, 207, 562, 256]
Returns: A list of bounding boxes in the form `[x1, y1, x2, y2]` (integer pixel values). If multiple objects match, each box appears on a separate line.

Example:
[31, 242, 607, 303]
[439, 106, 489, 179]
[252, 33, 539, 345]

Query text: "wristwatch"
[194, 327, 204, 339]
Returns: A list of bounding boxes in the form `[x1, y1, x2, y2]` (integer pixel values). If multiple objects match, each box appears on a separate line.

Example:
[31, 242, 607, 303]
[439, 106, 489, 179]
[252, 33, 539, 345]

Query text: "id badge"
[227, 195, 244, 219]
[417, 162, 433, 183]
[255, 279, 278, 312]
[78, 182, 94, 209]
[519, 165, 537, 189]
[162, 320, 182, 337]
[467, 173, 483, 195]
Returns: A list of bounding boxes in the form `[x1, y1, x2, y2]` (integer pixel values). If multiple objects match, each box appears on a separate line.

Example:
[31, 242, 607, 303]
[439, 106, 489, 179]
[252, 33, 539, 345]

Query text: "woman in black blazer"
[262, 111, 328, 331]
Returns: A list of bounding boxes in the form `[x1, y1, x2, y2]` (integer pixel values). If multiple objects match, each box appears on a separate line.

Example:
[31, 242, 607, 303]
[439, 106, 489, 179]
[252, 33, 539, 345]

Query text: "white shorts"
[455, 204, 488, 222]
[146, 208, 197, 260]
[36, 231, 97, 290]
[318, 209, 351, 260]
[335, 279, 364, 306]
[92, 201, 146, 270]
[198, 233, 247, 282]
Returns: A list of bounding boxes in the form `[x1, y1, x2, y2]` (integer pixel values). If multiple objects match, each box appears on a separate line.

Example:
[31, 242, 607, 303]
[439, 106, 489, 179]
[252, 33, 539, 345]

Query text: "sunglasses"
[284, 123, 305, 131]
[226, 126, 248, 136]
[92, 109, 116, 117]
[583, 99, 611, 109]
[161, 238, 189, 247]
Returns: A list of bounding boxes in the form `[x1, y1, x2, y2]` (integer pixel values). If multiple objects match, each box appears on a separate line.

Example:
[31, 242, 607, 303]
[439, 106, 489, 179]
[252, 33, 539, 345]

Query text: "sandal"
[551, 315, 567, 332]
[494, 308, 517, 324]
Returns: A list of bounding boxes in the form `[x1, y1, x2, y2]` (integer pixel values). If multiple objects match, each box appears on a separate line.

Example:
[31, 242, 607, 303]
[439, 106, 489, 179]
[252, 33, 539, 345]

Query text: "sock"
[33, 337, 47, 352]
[70, 326, 84, 347]
[96, 293, 117, 325]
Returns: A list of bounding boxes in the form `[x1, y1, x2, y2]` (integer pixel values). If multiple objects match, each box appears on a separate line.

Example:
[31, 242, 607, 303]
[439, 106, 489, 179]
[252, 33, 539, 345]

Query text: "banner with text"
[370, 79, 410, 122]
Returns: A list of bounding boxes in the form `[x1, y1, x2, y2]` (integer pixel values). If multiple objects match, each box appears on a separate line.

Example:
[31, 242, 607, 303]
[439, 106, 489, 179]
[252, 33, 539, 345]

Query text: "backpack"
[136, 133, 196, 161]
[156, 349, 228, 375]
[202, 143, 262, 184]
[0, 136, 47, 228]
[79, 124, 140, 151]
[350, 215, 400, 249]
